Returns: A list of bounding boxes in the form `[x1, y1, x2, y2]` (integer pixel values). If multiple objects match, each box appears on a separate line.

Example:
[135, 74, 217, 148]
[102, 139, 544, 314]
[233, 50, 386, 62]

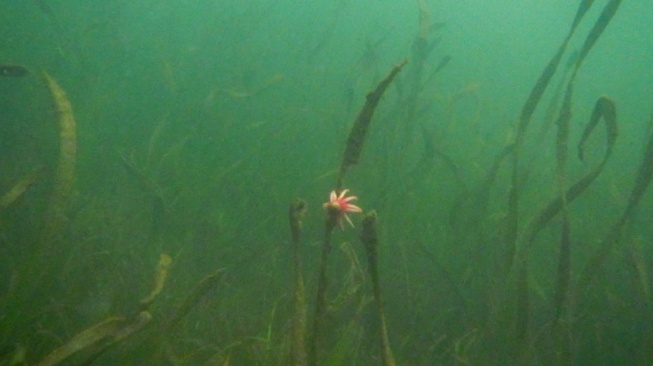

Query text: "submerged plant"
[310, 61, 405, 365]
[40, 71, 77, 254]
[322, 189, 363, 230]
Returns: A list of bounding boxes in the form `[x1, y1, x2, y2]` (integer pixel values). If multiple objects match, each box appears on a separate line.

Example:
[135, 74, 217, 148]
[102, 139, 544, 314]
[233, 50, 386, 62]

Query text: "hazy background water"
[1, 1, 652, 365]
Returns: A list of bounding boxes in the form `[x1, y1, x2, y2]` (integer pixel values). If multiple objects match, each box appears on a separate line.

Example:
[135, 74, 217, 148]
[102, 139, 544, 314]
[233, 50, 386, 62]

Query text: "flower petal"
[343, 213, 355, 228]
[345, 204, 362, 213]
[337, 216, 345, 230]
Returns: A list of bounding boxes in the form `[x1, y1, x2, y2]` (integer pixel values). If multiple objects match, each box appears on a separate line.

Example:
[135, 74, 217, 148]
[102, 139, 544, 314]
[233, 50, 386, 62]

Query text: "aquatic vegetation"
[288, 199, 308, 366]
[138, 253, 172, 308]
[507, 1, 623, 362]
[0, 167, 43, 210]
[337, 60, 408, 189]
[580, 112, 653, 290]
[322, 189, 362, 230]
[35, 312, 151, 366]
[1, 0, 651, 365]
[310, 60, 404, 366]
[360, 211, 396, 366]
[39, 72, 77, 254]
[34, 254, 170, 366]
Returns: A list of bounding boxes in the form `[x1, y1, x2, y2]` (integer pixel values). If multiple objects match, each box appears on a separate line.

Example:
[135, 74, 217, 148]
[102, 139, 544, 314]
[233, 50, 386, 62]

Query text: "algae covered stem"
[289, 199, 308, 366]
[308, 206, 338, 366]
[361, 211, 396, 366]
[337, 60, 407, 190]
[310, 60, 405, 364]
[40, 71, 77, 252]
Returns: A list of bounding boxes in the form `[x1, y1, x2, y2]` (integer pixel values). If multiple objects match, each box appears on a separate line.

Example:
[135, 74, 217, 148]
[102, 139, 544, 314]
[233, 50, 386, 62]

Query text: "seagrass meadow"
[1, 1, 653, 365]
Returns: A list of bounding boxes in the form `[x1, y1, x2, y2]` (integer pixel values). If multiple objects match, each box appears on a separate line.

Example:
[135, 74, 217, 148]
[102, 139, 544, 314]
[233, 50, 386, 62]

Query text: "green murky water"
[1, 1, 652, 365]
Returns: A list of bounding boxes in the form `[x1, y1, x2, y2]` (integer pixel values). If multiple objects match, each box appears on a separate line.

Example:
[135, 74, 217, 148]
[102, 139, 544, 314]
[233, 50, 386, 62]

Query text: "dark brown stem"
[289, 199, 308, 366]
[308, 207, 338, 366]
[361, 211, 396, 366]
[337, 60, 407, 190]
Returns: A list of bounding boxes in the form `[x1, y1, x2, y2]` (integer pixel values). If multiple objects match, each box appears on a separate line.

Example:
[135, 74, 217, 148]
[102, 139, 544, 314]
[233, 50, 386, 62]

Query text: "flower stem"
[308, 208, 338, 366]
[361, 211, 396, 366]
[289, 199, 308, 366]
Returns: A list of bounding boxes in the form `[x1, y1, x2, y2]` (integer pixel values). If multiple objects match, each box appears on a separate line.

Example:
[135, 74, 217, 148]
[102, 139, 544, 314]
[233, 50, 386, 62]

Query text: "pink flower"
[323, 189, 362, 229]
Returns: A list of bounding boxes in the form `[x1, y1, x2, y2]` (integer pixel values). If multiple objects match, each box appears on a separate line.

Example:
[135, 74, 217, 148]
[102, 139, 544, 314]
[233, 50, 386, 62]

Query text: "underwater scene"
[1, 0, 652, 365]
